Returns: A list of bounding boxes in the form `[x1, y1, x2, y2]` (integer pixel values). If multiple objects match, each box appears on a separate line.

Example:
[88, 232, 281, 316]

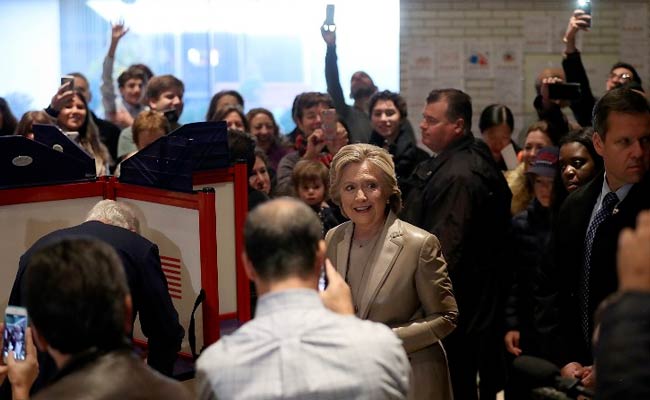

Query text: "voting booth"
[0, 122, 249, 359]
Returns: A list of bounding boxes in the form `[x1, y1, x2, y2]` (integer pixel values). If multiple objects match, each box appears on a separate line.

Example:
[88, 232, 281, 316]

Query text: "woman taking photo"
[325, 143, 457, 400]
[48, 85, 111, 176]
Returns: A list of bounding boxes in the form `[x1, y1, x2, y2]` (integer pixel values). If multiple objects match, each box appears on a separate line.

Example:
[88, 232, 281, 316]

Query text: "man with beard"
[321, 25, 377, 144]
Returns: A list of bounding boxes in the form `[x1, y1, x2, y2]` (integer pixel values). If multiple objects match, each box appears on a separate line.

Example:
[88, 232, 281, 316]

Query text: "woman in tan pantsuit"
[325, 143, 458, 400]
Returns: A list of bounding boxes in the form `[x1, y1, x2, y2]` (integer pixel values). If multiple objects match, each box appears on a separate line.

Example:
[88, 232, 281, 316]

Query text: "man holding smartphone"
[561, 5, 643, 127]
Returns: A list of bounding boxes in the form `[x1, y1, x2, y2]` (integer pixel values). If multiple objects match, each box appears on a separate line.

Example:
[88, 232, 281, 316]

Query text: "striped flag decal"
[161, 255, 182, 300]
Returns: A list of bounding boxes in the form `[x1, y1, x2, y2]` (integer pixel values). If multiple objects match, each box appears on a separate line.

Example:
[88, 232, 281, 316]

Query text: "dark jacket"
[369, 124, 429, 192]
[505, 199, 551, 354]
[32, 349, 191, 400]
[562, 51, 597, 128]
[92, 110, 121, 163]
[401, 134, 512, 336]
[9, 221, 184, 376]
[325, 45, 373, 144]
[536, 173, 650, 366]
[596, 292, 650, 399]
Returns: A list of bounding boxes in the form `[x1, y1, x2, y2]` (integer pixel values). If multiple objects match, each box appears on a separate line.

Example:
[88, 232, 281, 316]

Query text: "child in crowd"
[292, 159, 342, 236]
[114, 110, 171, 176]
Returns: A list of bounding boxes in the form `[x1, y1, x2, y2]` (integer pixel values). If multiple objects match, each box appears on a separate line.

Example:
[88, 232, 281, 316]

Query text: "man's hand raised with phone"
[564, 10, 591, 53]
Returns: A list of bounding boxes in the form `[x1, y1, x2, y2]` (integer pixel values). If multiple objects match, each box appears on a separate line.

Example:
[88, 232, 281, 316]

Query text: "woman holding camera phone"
[47, 83, 112, 176]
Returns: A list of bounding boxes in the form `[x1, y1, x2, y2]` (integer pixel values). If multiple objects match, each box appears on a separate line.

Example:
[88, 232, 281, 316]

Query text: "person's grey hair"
[244, 198, 322, 281]
[86, 200, 141, 234]
[329, 143, 402, 215]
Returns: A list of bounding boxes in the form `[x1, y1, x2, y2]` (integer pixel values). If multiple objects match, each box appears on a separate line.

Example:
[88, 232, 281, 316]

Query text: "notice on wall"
[493, 40, 524, 113]
[436, 40, 464, 78]
[407, 43, 436, 80]
[523, 16, 553, 53]
[465, 40, 493, 79]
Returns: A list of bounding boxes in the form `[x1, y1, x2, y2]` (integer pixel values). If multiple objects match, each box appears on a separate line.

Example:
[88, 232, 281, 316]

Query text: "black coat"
[505, 199, 551, 354]
[369, 124, 429, 192]
[401, 134, 512, 336]
[537, 173, 650, 366]
[9, 221, 184, 376]
[596, 292, 650, 399]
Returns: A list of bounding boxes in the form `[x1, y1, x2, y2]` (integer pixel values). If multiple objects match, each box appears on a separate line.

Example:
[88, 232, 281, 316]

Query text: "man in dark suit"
[401, 89, 512, 400]
[8, 200, 184, 378]
[538, 87, 650, 389]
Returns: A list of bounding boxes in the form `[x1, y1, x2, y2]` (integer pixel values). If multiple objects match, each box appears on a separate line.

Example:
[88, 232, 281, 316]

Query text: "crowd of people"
[1, 7, 650, 400]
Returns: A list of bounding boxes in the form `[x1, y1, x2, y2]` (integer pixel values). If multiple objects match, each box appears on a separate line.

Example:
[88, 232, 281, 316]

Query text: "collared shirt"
[196, 288, 410, 400]
[588, 172, 634, 226]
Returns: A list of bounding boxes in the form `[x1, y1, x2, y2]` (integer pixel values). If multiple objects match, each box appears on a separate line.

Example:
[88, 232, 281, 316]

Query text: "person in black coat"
[367, 90, 428, 194]
[402, 89, 512, 400]
[536, 88, 650, 391]
[8, 200, 184, 383]
[595, 210, 650, 399]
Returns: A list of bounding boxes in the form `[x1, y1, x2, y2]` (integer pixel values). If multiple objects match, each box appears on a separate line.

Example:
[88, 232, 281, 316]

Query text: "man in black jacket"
[537, 87, 650, 390]
[402, 88, 512, 400]
[9, 200, 184, 379]
[561, 9, 643, 127]
[596, 210, 650, 398]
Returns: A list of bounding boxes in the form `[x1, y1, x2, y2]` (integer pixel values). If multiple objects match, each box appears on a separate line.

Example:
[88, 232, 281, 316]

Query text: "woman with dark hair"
[551, 127, 603, 211]
[368, 90, 428, 189]
[558, 128, 602, 193]
[209, 104, 249, 132]
[0, 97, 18, 136]
[56, 90, 112, 176]
[479, 104, 517, 170]
[246, 107, 291, 171]
[205, 90, 245, 121]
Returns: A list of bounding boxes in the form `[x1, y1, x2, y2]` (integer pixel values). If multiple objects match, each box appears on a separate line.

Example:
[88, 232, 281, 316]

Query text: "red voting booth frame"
[0, 163, 250, 351]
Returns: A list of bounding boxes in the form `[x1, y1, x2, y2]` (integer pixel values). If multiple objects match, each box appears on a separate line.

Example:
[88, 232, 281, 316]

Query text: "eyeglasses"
[608, 72, 633, 82]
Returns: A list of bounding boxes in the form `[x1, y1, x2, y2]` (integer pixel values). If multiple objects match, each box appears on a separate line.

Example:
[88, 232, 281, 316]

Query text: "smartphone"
[3, 306, 28, 363]
[323, 4, 335, 32]
[547, 82, 582, 100]
[162, 109, 179, 124]
[577, 0, 592, 27]
[318, 264, 329, 291]
[61, 75, 75, 91]
[321, 108, 338, 141]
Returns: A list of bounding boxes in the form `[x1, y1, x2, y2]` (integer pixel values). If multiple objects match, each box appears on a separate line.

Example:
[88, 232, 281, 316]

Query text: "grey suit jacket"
[326, 212, 458, 400]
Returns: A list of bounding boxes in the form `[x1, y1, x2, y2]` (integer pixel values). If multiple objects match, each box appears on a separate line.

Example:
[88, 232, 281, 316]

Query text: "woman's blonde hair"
[329, 143, 402, 214]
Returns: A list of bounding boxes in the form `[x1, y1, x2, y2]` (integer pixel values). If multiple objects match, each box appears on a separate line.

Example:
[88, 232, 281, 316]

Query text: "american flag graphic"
[161, 255, 182, 300]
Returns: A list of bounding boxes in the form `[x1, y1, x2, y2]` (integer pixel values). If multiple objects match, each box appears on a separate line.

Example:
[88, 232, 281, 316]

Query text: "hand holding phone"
[547, 82, 582, 100]
[576, 0, 592, 27]
[321, 108, 338, 141]
[61, 75, 75, 91]
[319, 259, 354, 315]
[1, 316, 39, 399]
[3, 306, 28, 363]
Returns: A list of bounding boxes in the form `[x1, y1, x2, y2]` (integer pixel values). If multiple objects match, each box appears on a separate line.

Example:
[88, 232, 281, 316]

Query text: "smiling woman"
[51, 89, 112, 176]
[325, 143, 457, 400]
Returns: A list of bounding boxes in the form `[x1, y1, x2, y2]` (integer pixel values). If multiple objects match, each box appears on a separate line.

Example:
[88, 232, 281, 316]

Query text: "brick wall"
[400, 0, 650, 141]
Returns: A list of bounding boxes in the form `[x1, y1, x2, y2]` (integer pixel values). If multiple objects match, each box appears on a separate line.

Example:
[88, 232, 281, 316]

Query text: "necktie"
[580, 191, 619, 344]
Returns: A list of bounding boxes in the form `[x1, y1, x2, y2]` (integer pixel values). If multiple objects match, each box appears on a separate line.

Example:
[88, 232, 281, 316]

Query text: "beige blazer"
[325, 212, 458, 400]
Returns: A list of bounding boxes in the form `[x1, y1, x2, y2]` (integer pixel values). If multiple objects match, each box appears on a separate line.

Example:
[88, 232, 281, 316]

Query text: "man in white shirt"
[196, 198, 410, 400]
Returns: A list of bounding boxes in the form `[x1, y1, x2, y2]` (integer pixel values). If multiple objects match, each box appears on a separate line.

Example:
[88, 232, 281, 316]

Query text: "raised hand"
[111, 20, 130, 43]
